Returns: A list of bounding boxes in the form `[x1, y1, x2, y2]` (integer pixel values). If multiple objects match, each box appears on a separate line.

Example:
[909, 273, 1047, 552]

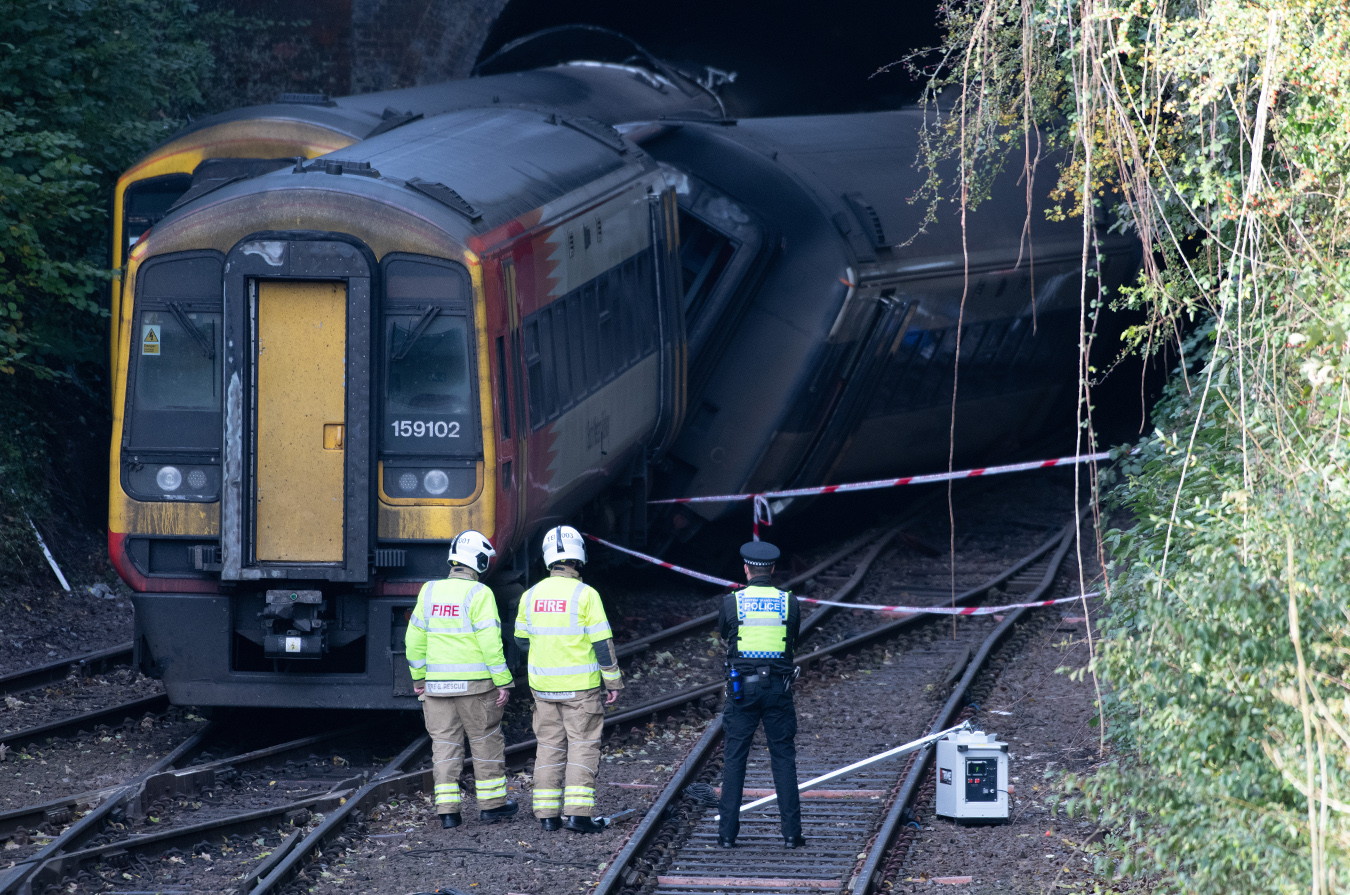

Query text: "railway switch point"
[935, 728, 1011, 823]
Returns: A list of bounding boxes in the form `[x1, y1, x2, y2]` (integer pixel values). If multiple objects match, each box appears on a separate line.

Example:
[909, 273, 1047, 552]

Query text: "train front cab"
[112, 118, 685, 709]
[115, 229, 498, 709]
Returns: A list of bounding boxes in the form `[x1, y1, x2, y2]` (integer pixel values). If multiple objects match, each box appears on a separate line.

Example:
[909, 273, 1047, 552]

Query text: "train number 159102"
[391, 420, 461, 438]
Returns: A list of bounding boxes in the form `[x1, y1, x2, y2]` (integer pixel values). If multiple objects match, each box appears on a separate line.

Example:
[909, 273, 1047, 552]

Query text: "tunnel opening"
[476, 0, 946, 117]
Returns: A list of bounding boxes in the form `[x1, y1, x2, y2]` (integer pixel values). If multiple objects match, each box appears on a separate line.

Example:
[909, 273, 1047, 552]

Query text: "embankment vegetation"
[923, 0, 1350, 889]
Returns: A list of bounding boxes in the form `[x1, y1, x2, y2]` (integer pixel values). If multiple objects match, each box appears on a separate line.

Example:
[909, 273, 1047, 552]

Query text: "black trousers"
[718, 680, 801, 841]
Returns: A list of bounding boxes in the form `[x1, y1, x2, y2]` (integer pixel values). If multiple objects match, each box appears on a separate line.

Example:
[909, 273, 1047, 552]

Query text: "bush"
[921, 0, 1350, 889]
[0, 0, 211, 578]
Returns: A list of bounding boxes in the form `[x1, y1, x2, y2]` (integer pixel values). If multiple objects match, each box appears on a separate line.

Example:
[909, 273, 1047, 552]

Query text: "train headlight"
[423, 470, 450, 495]
[187, 469, 208, 490]
[156, 466, 183, 491]
[398, 472, 418, 493]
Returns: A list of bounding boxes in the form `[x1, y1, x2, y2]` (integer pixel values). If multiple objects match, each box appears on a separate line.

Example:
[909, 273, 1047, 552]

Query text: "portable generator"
[935, 727, 1010, 823]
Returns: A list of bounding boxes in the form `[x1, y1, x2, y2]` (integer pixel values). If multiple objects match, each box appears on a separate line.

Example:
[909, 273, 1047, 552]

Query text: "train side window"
[677, 210, 737, 330]
[495, 336, 511, 440]
[618, 257, 638, 366]
[536, 310, 558, 419]
[524, 320, 544, 428]
[565, 293, 587, 403]
[581, 283, 601, 389]
[597, 277, 617, 379]
[551, 300, 573, 411]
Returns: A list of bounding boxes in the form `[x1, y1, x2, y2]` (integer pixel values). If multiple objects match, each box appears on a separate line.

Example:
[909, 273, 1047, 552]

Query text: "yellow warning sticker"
[141, 324, 161, 356]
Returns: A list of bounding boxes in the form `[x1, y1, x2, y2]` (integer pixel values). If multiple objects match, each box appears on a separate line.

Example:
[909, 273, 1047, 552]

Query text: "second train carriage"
[115, 106, 683, 707]
[636, 112, 1141, 531]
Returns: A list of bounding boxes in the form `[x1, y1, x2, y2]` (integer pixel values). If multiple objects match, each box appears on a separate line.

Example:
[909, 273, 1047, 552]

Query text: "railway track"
[250, 510, 1081, 895]
[4, 490, 1083, 895]
[589, 516, 1081, 895]
[0, 644, 134, 699]
[0, 720, 424, 895]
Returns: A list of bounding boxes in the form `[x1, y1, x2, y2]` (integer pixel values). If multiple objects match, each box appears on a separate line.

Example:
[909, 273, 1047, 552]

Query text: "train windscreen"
[380, 257, 479, 456]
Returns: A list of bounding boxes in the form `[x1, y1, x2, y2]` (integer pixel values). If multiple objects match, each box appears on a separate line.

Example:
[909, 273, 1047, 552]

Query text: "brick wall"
[350, 0, 508, 92]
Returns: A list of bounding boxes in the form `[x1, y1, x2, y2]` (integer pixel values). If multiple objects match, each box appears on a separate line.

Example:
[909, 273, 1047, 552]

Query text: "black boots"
[440, 812, 462, 829]
[480, 800, 519, 824]
[784, 834, 807, 849]
[718, 836, 737, 849]
[564, 815, 606, 833]
[542, 814, 606, 832]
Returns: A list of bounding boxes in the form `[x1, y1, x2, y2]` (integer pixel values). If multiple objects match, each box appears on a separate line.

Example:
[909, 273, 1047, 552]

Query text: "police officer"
[406, 530, 519, 829]
[514, 525, 622, 833]
[717, 540, 806, 849]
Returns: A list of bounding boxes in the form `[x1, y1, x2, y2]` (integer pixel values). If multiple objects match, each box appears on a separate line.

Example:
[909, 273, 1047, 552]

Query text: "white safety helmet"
[448, 530, 496, 574]
[541, 525, 586, 567]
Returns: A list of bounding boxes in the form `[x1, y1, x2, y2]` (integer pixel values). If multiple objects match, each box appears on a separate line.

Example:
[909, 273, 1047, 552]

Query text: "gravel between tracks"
[893, 611, 1110, 894]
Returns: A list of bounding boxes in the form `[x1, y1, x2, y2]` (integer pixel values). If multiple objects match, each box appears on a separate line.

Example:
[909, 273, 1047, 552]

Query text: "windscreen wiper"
[168, 301, 215, 360]
[392, 305, 439, 362]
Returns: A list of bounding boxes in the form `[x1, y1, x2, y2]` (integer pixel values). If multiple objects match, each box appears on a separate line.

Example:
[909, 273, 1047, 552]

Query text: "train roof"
[652, 110, 1097, 274]
[163, 62, 722, 148]
[157, 106, 655, 240]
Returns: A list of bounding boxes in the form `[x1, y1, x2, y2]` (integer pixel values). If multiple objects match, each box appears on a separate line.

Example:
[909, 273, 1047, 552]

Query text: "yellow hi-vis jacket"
[515, 575, 618, 692]
[733, 585, 790, 658]
[406, 576, 512, 688]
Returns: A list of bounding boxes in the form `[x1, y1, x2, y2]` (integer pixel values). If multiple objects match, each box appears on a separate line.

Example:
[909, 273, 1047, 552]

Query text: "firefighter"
[514, 525, 622, 833]
[406, 530, 518, 829]
[717, 540, 806, 849]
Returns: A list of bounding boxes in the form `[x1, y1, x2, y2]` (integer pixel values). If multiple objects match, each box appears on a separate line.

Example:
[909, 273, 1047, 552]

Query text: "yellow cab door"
[255, 281, 347, 561]
[219, 237, 371, 583]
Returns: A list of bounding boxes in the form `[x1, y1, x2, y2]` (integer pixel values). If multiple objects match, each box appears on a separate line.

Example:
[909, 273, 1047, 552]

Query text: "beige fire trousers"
[421, 689, 508, 812]
[530, 687, 605, 817]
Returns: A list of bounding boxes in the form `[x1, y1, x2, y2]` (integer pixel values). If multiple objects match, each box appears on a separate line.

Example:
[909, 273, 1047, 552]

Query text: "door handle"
[323, 424, 345, 450]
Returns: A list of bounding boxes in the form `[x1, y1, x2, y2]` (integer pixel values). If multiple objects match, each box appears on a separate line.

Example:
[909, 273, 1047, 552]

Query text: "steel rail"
[245, 733, 430, 895]
[0, 723, 215, 895]
[615, 526, 896, 661]
[614, 489, 946, 662]
[0, 643, 134, 697]
[0, 726, 367, 839]
[588, 517, 1077, 895]
[245, 513, 1070, 893]
[0, 693, 170, 754]
[847, 514, 1081, 895]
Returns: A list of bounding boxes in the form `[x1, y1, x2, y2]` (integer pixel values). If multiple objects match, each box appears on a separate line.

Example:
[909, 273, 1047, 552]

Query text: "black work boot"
[480, 800, 519, 824]
[718, 836, 737, 849]
[784, 834, 807, 849]
[540, 816, 562, 831]
[440, 812, 463, 829]
[564, 815, 606, 833]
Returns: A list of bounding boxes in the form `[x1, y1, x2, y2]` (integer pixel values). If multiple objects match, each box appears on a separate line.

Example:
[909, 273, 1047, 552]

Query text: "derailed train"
[110, 36, 1138, 708]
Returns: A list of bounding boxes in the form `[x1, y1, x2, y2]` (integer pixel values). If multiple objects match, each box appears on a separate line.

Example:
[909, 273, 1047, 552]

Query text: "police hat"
[739, 541, 781, 567]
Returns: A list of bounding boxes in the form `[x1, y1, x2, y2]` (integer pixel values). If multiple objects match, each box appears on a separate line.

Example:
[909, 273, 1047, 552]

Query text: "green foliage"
[922, 0, 1350, 890]
[0, 0, 211, 378]
[0, 0, 212, 572]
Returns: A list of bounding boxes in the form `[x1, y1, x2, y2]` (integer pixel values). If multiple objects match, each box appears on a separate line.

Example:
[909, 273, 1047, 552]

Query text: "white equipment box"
[935, 727, 1009, 822]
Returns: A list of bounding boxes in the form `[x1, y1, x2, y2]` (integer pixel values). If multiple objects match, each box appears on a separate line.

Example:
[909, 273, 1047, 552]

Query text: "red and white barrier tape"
[583, 532, 1102, 617]
[582, 534, 738, 588]
[797, 591, 1100, 616]
[649, 450, 1113, 506]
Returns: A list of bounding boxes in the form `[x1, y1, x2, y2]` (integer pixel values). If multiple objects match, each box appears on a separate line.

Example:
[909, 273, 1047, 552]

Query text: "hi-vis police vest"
[733, 585, 790, 659]
[405, 578, 512, 687]
[516, 576, 614, 692]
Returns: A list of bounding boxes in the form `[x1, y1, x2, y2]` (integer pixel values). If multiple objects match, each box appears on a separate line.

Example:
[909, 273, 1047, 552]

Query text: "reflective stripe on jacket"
[515, 575, 615, 691]
[405, 577, 512, 687]
[734, 585, 790, 659]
